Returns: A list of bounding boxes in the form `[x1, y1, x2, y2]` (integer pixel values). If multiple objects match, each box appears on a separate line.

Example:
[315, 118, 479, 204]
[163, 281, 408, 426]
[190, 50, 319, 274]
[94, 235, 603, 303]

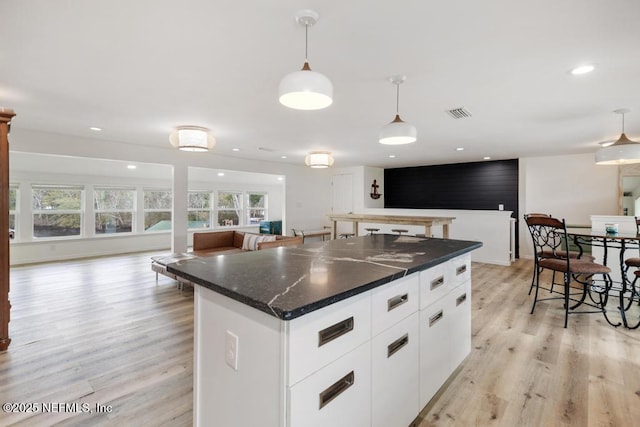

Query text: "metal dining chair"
[524, 213, 595, 295]
[525, 215, 613, 328]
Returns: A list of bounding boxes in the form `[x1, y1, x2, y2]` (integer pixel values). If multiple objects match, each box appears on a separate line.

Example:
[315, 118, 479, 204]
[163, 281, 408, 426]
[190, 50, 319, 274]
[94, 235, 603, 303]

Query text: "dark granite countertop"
[167, 234, 482, 320]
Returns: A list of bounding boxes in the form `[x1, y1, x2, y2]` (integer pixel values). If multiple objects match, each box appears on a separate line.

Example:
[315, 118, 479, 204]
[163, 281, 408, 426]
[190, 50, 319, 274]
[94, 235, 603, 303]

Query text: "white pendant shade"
[595, 109, 640, 165]
[305, 151, 334, 168]
[379, 114, 417, 145]
[279, 10, 332, 111]
[169, 126, 215, 152]
[379, 75, 416, 145]
[279, 63, 333, 110]
[595, 133, 640, 165]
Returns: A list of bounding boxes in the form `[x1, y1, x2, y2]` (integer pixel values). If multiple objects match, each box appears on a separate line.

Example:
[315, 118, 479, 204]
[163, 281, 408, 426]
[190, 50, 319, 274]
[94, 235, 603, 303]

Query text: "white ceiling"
[2, 0, 640, 169]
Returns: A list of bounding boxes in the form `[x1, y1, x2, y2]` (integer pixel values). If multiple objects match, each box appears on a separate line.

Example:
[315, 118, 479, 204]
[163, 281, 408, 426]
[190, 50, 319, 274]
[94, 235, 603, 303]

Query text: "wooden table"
[327, 213, 455, 239]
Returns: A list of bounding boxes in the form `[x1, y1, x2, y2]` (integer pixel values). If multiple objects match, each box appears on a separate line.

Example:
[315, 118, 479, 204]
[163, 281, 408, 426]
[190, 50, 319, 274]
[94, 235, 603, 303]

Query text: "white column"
[172, 163, 189, 253]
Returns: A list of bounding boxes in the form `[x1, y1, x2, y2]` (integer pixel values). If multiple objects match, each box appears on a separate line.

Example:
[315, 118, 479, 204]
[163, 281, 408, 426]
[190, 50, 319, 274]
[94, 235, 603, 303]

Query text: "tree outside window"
[8, 185, 17, 239]
[217, 191, 242, 226]
[144, 189, 172, 231]
[32, 186, 83, 238]
[247, 193, 267, 224]
[94, 188, 134, 234]
[188, 191, 211, 229]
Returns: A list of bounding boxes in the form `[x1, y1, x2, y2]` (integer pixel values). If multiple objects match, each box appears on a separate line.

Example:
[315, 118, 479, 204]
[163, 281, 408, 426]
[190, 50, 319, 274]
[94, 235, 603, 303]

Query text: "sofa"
[192, 230, 303, 256]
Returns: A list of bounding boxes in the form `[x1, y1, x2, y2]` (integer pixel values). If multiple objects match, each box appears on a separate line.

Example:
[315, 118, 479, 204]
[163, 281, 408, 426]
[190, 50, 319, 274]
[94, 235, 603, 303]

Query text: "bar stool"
[364, 228, 379, 235]
[391, 229, 408, 235]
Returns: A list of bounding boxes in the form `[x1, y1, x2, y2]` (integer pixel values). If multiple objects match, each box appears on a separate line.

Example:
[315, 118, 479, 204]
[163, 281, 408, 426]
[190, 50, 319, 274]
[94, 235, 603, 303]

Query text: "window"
[94, 187, 135, 234]
[144, 189, 172, 231]
[217, 191, 242, 226]
[188, 191, 211, 229]
[8, 185, 17, 240]
[32, 185, 83, 238]
[247, 193, 267, 224]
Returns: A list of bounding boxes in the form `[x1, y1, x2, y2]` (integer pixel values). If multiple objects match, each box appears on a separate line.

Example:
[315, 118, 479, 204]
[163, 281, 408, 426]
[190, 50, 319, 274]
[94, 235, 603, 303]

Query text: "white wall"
[9, 128, 332, 264]
[519, 153, 618, 259]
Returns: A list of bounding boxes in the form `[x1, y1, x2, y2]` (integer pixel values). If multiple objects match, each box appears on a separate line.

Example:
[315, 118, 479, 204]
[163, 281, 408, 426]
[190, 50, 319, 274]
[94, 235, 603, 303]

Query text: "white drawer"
[288, 341, 371, 427]
[372, 312, 419, 427]
[450, 254, 471, 287]
[419, 262, 450, 309]
[371, 273, 419, 336]
[419, 297, 452, 408]
[448, 280, 471, 369]
[287, 291, 371, 386]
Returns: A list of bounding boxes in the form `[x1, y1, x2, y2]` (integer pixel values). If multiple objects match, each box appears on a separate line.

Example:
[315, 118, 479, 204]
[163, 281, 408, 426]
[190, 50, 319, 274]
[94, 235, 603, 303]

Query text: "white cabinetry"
[194, 253, 473, 427]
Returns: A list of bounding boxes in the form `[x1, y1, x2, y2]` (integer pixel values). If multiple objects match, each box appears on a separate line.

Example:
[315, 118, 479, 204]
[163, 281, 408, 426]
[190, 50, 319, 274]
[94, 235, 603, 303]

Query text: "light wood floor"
[1, 253, 640, 426]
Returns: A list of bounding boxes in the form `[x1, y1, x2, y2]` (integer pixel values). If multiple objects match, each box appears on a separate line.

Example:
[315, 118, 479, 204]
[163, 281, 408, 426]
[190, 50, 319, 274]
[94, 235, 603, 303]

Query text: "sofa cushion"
[242, 233, 276, 251]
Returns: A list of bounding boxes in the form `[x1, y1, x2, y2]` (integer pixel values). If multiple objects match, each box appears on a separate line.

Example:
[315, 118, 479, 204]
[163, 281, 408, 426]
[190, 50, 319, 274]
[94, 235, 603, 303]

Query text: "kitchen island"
[168, 234, 481, 427]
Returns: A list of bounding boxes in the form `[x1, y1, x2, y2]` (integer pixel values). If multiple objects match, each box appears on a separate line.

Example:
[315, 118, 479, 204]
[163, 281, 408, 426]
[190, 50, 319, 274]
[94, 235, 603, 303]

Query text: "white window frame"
[94, 186, 136, 235]
[246, 192, 268, 225]
[31, 185, 84, 239]
[216, 190, 243, 227]
[143, 188, 173, 232]
[8, 184, 18, 242]
[188, 190, 212, 230]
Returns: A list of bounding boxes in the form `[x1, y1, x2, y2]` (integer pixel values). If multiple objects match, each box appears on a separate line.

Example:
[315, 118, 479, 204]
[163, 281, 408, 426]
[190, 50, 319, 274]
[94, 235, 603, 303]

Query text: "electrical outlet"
[498, 204, 504, 211]
[225, 330, 239, 370]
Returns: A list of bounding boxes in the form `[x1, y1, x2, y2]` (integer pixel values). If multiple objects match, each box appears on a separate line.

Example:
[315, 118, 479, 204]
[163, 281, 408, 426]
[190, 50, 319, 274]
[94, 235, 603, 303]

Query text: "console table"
[327, 213, 455, 239]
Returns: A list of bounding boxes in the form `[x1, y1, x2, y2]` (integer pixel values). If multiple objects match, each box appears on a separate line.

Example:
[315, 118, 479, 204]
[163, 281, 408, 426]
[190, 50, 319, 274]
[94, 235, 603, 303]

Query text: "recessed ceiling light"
[483, 156, 491, 160]
[281, 155, 287, 159]
[389, 155, 396, 158]
[232, 148, 240, 152]
[277, 177, 284, 181]
[217, 172, 225, 177]
[456, 147, 464, 151]
[127, 164, 137, 170]
[570, 64, 595, 75]
[89, 127, 102, 131]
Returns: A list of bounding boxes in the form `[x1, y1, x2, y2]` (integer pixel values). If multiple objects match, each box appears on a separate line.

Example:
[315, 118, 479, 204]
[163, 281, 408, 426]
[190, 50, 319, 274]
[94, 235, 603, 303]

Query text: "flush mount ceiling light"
[305, 151, 334, 168]
[379, 75, 417, 145]
[595, 109, 640, 165]
[279, 9, 333, 110]
[169, 126, 215, 152]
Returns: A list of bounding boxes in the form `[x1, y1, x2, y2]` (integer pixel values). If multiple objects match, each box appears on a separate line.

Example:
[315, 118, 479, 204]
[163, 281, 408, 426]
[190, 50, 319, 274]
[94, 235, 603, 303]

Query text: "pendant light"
[169, 126, 215, 152]
[279, 10, 333, 111]
[305, 151, 334, 168]
[379, 75, 417, 145]
[595, 109, 640, 165]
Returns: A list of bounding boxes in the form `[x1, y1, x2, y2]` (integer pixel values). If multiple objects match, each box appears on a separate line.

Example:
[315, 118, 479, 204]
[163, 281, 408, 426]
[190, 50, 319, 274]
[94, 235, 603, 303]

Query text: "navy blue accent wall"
[384, 159, 518, 256]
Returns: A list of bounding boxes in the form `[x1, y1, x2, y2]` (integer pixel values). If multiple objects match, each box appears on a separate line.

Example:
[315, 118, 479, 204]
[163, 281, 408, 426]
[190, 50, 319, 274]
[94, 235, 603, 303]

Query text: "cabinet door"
[419, 298, 451, 408]
[289, 341, 371, 427]
[372, 312, 419, 427]
[448, 281, 471, 371]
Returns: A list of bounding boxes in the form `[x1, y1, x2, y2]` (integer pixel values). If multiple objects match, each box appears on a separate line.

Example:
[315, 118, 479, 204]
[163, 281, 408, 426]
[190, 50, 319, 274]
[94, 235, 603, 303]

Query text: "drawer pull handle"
[456, 293, 467, 306]
[456, 264, 467, 275]
[430, 276, 445, 290]
[429, 310, 444, 327]
[318, 317, 354, 347]
[387, 333, 409, 358]
[387, 293, 409, 311]
[319, 371, 355, 409]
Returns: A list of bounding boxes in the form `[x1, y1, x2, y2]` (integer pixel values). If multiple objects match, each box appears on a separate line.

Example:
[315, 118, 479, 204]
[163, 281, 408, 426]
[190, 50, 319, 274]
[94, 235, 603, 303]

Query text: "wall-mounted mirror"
[619, 164, 640, 216]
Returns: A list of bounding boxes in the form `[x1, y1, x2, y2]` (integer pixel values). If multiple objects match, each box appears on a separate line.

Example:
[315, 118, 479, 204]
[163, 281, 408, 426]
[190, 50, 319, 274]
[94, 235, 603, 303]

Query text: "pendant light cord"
[396, 83, 400, 115]
[305, 24, 309, 62]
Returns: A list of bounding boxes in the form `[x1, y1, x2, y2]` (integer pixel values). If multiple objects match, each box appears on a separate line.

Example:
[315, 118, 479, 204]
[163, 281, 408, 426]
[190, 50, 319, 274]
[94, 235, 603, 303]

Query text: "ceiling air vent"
[446, 107, 472, 119]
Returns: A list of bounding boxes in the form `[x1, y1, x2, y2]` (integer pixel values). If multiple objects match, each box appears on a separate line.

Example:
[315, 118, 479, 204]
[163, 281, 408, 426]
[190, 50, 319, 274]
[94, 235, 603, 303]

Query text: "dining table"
[566, 227, 640, 328]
